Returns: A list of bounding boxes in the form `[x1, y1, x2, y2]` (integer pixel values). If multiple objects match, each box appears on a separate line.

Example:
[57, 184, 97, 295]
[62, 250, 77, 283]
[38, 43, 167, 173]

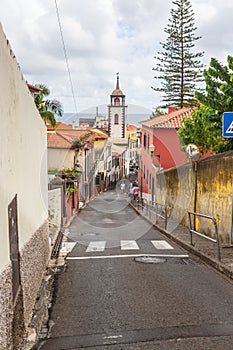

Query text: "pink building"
[138, 108, 193, 201]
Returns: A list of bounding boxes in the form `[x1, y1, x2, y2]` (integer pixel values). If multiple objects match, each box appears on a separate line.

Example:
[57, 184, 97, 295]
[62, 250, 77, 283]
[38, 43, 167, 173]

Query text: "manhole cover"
[135, 256, 167, 264]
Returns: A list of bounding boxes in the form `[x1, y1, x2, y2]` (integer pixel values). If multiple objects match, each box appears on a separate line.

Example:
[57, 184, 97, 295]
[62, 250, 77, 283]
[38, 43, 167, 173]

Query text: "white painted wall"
[0, 24, 48, 272]
[109, 107, 126, 138]
[48, 188, 62, 231]
[47, 148, 75, 171]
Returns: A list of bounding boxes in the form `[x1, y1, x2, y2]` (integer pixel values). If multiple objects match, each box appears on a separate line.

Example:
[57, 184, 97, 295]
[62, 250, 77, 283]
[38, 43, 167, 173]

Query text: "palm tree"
[34, 84, 63, 128]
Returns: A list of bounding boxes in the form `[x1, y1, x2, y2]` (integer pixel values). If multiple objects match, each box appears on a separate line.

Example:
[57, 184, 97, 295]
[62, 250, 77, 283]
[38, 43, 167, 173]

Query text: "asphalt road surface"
[39, 191, 233, 349]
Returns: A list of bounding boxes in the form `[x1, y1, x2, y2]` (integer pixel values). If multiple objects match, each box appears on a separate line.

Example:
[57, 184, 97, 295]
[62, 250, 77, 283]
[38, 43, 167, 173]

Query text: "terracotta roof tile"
[140, 108, 193, 129]
[127, 124, 137, 131]
[47, 127, 108, 149]
[47, 131, 72, 149]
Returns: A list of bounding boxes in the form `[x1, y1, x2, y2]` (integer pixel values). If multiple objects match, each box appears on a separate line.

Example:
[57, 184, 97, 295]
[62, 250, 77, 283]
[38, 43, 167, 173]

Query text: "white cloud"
[1, 0, 233, 114]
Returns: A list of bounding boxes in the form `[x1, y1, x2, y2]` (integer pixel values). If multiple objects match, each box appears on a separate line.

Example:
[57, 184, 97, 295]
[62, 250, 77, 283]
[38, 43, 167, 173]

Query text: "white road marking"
[60, 242, 76, 254]
[86, 241, 106, 252]
[151, 240, 174, 250]
[66, 254, 189, 260]
[121, 240, 139, 250]
[103, 335, 123, 339]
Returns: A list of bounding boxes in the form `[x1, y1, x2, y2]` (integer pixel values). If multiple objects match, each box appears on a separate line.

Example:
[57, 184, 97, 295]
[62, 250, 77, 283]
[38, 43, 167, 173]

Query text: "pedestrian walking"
[120, 182, 125, 193]
[129, 183, 134, 201]
[133, 185, 139, 201]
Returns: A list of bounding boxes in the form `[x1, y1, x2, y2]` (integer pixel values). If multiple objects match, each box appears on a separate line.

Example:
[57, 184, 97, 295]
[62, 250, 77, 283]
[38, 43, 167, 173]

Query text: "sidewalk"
[131, 202, 233, 281]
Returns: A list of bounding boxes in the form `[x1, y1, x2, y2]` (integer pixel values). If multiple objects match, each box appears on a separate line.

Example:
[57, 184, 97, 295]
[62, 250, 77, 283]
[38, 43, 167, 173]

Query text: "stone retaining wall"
[156, 151, 233, 242]
[0, 220, 49, 350]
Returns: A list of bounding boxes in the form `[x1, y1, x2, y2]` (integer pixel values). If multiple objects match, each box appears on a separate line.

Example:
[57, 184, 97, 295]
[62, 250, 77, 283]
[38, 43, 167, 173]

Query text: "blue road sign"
[223, 112, 233, 137]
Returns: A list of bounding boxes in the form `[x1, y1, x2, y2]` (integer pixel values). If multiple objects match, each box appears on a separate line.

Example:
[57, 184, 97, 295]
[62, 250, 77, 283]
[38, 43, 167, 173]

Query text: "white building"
[108, 74, 127, 138]
[0, 24, 49, 349]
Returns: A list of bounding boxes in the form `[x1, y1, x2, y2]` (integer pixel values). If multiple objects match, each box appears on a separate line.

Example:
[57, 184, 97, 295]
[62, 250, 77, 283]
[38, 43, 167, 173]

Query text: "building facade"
[139, 108, 193, 202]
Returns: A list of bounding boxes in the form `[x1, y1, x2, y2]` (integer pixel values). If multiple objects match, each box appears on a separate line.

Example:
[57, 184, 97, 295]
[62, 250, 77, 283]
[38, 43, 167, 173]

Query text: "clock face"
[114, 97, 120, 105]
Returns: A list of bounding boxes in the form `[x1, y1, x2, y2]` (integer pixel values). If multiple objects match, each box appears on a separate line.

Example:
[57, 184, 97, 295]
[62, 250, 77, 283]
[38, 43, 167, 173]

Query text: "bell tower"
[108, 73, 127, 138]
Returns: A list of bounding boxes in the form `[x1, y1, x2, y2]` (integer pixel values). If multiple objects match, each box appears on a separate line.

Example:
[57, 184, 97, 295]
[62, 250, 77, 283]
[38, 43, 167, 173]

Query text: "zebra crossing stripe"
[86, 241, 106, 252]
[84, 240, 174, 252]
[151, 240, 174, 250]
[121, 240, 140, 250]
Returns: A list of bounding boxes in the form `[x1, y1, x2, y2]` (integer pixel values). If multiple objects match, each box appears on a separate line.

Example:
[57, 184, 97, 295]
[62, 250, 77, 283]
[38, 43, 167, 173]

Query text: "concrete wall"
[47, 148, 74, 171]
[156, 151, 233, 242]
[0, 23, 49, 348]
[48, 188, 62, 241]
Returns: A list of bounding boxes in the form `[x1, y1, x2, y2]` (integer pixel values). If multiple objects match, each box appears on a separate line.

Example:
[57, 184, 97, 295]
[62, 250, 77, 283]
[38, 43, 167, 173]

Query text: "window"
[114, 114, 119, 124]
[143, 134, 147, 149]
[114, 97, 120, 105]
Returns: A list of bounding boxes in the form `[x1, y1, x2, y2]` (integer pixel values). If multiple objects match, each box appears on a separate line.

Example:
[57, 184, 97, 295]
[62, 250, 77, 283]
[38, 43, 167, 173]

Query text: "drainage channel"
[50, 230, 64, 259]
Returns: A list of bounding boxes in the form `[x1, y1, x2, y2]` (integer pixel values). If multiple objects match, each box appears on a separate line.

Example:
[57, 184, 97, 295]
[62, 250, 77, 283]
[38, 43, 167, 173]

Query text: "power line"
[54, 0, 78, 113]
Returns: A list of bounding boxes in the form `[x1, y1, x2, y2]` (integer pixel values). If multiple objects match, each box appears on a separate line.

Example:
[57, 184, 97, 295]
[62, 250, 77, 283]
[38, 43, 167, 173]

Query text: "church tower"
[108, 73, 127, 138]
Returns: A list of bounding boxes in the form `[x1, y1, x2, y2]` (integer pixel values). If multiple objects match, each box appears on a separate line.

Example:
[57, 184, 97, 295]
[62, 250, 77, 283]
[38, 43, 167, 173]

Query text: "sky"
[1, 0, 233, 117]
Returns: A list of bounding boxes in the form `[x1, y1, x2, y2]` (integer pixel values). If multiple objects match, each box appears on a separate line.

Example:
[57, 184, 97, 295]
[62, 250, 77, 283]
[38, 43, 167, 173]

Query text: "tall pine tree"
[152, 0, 204, 108]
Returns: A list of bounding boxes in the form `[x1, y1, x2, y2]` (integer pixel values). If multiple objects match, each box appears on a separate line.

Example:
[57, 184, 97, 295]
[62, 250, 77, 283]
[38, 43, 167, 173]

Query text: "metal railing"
[188, 211, 221, 261]
[137, 197, 148, 214]
[149, 201, 168, 230]
[133, 198, 168, 230]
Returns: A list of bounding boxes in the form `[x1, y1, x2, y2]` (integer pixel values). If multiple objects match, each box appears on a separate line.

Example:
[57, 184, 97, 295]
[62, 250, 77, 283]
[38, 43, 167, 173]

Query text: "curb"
[130, 202, 233, 281]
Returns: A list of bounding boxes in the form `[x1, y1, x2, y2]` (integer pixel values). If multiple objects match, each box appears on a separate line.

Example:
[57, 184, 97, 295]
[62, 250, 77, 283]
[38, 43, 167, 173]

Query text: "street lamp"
[149, 144, 155, 156]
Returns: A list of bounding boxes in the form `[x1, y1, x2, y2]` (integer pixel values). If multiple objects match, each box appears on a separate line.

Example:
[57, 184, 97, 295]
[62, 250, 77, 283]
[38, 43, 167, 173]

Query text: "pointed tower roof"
[111, 73, 124, 96]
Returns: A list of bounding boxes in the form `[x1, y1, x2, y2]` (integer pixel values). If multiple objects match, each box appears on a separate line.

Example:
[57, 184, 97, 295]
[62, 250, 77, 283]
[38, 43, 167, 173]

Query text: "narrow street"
[39, 191, 233, 350]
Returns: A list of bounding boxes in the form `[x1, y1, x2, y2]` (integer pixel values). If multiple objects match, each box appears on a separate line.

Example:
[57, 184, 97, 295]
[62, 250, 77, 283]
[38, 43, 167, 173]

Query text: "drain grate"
[50, 230, 64, 259]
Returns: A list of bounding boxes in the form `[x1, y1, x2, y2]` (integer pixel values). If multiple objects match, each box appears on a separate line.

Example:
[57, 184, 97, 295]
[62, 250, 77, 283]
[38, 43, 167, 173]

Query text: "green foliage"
[63, 167, 80, 178]
[152, 0, 204, 108]
[179, 55, 233, 154]
[195, 56, 233, 113]
[65, 184, 78, 196]
[34, 84, 63, 127]
[72, 138, 84, 150]
[178, 106, 219, 155]
[48, 168, 59, 174]
[150, 108, 164, 119]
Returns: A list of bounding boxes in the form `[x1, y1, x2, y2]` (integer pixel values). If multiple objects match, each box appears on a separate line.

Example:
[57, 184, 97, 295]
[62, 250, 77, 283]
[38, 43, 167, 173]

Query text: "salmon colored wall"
[151, 129, 188, 169]
[139, 125, 188, 197]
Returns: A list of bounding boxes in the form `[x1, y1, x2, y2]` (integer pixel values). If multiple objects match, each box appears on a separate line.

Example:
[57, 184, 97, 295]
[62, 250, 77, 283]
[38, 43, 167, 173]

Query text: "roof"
[127, 124, 137, 131]
[139, 108, 193, 129]
[47, 131, 73, 149]
[56, 122, 74, 130]
[47, 127, 108, 149]
[27, 83, 43, 94]
[111, 74, 124, 96]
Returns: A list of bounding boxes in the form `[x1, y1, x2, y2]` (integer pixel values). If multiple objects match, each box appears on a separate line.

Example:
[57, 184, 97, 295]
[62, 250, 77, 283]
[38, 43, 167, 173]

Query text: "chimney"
[168, 107, 176, 114]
